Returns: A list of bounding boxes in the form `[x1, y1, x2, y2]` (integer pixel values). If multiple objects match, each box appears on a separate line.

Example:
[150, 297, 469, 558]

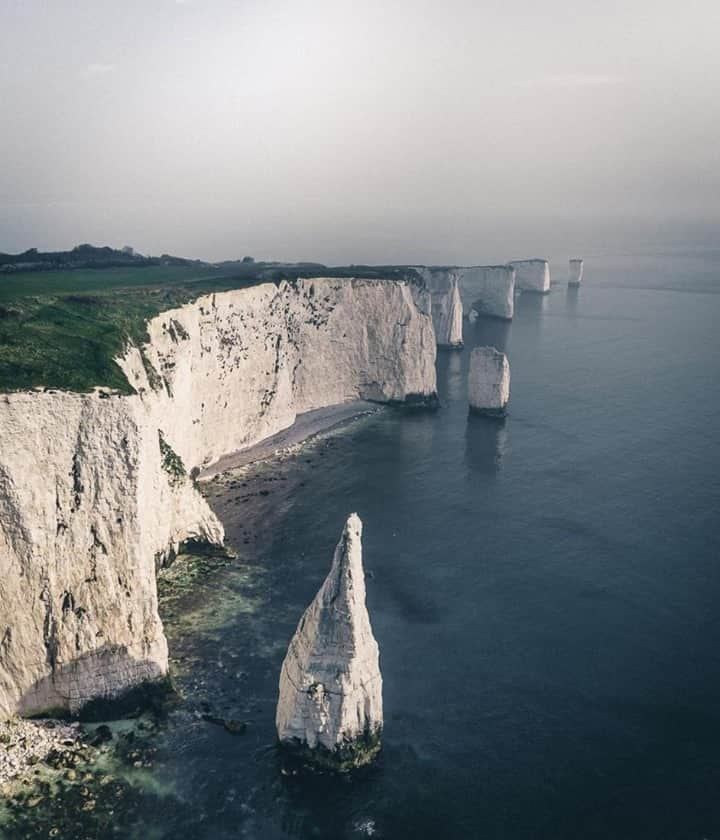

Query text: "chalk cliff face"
[416, 264, 514, 330]
[0, 278, 436, 720]
[457, 266, 516, 320]
[118, 278, 438, 472]
[468, 347, 510, 416]
[276, 513, 382, 769]
[509, 259, 550, 294]
[569, 259, 584, 286]
[0, 392, 223, 719]
[415, 268, 464, 348]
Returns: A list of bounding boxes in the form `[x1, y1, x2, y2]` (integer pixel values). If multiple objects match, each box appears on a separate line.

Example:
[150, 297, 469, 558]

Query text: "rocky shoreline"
[0, 718, 84, 789]
[0, 407, 396, 834]
[0, 712, 169, 837]
[0, 413, 376, 793]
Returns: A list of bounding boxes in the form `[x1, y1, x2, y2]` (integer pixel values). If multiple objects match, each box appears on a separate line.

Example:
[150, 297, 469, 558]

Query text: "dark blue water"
[9, 253, 720, 839]
[152, 253, 720, 840]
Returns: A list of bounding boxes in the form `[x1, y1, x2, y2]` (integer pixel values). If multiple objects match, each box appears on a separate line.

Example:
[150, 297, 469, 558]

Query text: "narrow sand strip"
[198, 401, 379, 480]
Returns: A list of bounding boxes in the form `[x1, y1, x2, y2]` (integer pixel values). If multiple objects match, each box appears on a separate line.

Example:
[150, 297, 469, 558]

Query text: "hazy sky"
[1, 0, 718, 264]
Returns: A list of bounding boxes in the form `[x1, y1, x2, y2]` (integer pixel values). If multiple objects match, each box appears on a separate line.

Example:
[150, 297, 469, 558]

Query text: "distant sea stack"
[509, 259, 551, 294]
[569, 259, 584, 287]
[457, 266, 515, 320]
[415, 268, 464, 348]
[468, 347, 510, 416]
[445, 275, 464, 347]
[275, 513, 383, 771]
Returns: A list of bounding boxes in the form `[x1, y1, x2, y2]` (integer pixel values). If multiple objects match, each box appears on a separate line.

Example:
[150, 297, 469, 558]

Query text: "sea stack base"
[468, 405, 507, 419]
[280, 727, 382, 773]
[385, 392, 440, 410]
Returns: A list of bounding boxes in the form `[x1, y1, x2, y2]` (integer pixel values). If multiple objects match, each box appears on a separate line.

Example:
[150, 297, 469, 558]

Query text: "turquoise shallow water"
[5, 252, 720, 839]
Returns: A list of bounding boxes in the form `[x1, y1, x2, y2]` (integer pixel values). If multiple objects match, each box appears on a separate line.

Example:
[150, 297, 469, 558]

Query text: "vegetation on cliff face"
[0, 265, 256, 394]
[0, 259, 421, 394]
[159, 431, 186, 481]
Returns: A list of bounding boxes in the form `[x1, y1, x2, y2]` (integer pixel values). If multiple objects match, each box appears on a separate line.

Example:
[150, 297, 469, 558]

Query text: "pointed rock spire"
[445, 274, 464, 348]
[275, 513, 383, 770]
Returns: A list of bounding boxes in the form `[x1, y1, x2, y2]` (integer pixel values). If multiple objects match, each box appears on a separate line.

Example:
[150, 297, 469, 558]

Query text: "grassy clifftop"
[0, 261, 419, 394]
[0, 265, 270, 394]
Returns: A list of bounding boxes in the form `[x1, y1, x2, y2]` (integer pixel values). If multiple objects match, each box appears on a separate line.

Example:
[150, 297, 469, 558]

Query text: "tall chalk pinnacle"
[276, 513, 383, 770]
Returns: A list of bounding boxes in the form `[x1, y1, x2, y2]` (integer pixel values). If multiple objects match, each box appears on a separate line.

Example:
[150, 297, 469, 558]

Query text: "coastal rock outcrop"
[0, 391, 223, 719]
[275, 513, 382, 770]
[0, 278, 436, 720]
[569, 259, 584, 287]
[415, 268, 464, 348]
[457, 266, 516, 320]
[468, 347, 510, 416]
[509, 259, 551, 294]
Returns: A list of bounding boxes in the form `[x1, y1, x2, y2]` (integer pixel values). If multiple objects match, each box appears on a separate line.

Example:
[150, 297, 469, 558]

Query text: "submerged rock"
[0, 718, 82, 785]
[468, 347, 510, 416]
[569, 259, 584, 286]
[509, 259, 551, 294]
[276, 513, 382, 770]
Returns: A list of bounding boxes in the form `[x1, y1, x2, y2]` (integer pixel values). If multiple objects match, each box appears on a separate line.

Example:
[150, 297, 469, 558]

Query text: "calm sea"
[9, 251, 720, 839]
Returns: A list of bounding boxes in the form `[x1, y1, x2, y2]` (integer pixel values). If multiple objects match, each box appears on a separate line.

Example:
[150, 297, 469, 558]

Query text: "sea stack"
[276, 513, 383, 770]
[569, 259, 584, 287]
[457, 265, 516, 320]
[445, 274, 463, 350]
[468, 347, 510, 416]
[414, 268, 464, 348]
[509, 259, 551, 294]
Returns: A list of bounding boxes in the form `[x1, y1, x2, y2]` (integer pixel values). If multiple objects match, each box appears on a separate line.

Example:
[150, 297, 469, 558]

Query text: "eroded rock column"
[457, 266, 516, 320]
[509, 259, 551, 294]
[468, 347, 510, 416]
[276, 513, 383, 770]
[569, 259, 584, 287]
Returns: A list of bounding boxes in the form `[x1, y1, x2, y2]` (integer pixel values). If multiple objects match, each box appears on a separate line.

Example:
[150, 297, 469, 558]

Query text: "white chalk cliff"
[0, 278, 436, 720]
[0, 392, 223, 719]
[509, 259, 551, 294]
[275, 513, 382, 768]
[457, 266, 516, 320]
[569, 259, 584, 286]
[415, 268, 464, 348]
[468, 347, 511, 415]
[415, 264, 515, 328]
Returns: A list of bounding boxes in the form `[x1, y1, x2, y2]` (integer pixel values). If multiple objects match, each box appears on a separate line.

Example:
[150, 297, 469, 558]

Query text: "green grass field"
[0, 265, 261, 393]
